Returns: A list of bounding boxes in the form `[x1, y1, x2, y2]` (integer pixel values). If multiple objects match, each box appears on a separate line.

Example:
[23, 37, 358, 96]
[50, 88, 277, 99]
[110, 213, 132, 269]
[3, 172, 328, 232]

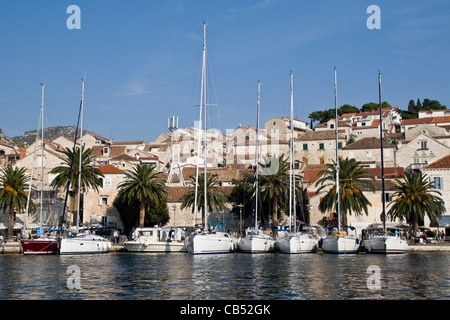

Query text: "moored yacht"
[363, 72, 408, 254]
[185, 23, 236, 255]
[123, 227, 186, 252]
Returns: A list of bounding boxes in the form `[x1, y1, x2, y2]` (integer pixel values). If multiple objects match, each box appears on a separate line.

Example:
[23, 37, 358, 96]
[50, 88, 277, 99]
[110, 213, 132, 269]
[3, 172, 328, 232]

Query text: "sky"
[1, 0, 449, 143]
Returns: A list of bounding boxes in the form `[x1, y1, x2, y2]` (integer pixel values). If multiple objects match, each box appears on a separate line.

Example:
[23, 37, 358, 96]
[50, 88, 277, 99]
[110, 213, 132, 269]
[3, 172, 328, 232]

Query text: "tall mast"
[378, 71, 386, 232]
[334, 68, 340, 231]
[202, 22, 208, 230]
[255, 81, 261, 231]
[289, 71, 294, 233]
[76, 77, 85, 233]
[39, 83, 45, 234]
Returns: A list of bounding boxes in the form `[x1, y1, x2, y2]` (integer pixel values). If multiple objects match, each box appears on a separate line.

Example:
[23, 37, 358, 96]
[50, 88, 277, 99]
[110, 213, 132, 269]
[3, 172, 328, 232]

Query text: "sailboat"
[237, 81, 276, 253]
[184, 23, 235, 254]
[362, 72, 407, 254]
[58, 77, 112, 254]
[21, 84, 59, 255]
[320, 68, 360, 254]
[277, 71, 320, 254]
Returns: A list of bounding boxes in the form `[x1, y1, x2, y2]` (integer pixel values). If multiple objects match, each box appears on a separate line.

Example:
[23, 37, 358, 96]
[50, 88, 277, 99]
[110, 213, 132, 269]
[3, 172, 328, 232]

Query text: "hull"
[123, 241, 186, 253]
[59, 234, 112, 254]
[364, 236, 407, 254]
[185, 232, 235, 254]
[238, 235, 275, 253]
[277, 234, 319, 254]
[21, 238, 58, 255]
[321, 236, 360, 254]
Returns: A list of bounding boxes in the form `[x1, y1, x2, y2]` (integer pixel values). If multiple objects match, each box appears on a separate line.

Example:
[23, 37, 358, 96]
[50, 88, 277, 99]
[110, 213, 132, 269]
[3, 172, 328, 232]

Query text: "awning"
[434, 216, 450, 228]
[0, 222, 23, 230]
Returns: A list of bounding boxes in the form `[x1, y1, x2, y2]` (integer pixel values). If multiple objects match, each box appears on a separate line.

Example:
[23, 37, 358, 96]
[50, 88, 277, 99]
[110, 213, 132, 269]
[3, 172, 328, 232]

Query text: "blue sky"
[1, 0, 449, 142]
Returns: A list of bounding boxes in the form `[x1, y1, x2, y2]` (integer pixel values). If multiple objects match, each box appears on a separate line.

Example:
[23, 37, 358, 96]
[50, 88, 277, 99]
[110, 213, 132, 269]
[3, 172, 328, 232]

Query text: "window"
[303, 144, 308, 151]
[433, 177, 443, 190]
[330, 124, 334, 129]
[104, 177, 111, 187]
[319, 143, 324, 150]
[99, 197, 109, 206]
[273, 121, 276, 126]
[320, 157, 325, 164]
[384, 192, 393, 202]
[420, 141, 428, 150]
[338, 142, 342, 149]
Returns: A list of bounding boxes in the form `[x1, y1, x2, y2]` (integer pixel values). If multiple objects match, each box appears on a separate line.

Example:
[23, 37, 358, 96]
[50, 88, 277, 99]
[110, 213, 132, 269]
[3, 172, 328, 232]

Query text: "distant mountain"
[12, 126, 96, 146]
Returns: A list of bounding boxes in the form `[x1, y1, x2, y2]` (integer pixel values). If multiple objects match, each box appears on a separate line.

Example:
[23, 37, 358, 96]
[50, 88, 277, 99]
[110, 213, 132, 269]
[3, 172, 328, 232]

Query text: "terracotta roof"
[302, 165, 404, 184]
[343, 137, 394, 150]
[423, 154, 450, 169]
[297, 129, 345, 141]
[98, 164, 125, 174]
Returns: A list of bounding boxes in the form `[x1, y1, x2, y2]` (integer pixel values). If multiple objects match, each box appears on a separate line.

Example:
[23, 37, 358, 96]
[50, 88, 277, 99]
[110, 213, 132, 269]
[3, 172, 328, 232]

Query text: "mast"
[39, 83, 45, 234]
[254, 81, 261, 231]
[378, 71, 386, 232]
[289, 71, 294, 233]
[59, 78, 84, 237]
[202, 22, 208, 230]
[76, 77, 85, 233]
[334, 68, 340, 231]
[24, 84, 45, 238]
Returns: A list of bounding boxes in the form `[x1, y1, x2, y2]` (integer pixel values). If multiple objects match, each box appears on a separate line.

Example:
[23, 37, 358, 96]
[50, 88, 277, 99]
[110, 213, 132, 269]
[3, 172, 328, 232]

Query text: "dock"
[2, 242, 450, 254]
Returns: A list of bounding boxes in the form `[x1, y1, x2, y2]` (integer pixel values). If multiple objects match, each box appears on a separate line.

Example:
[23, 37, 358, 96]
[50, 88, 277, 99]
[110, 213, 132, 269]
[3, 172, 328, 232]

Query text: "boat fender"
[356, 238, 360, 244]
[318, 239, 323, 248]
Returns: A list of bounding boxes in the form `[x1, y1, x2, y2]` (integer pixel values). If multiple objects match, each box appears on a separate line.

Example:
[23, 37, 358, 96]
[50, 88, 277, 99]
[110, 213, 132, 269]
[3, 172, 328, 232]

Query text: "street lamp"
[237, 204, 244, 237]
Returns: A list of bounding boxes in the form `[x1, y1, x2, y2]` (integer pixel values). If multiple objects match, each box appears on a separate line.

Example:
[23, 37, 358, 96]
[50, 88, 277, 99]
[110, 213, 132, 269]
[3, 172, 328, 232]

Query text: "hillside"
[11, 126, 95, 146]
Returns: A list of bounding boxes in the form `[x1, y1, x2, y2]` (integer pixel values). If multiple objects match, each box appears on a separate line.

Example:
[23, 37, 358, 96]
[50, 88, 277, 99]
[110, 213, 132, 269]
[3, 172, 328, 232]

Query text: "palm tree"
[50, 147, 104, 226]
[315, 157, 375, 227]
[117, 164, 167, 228]
[387, 171, 445, 232]
[258, 154, 290, 239]
[180, 172, 227, 227]
[0, 166, 36, 241]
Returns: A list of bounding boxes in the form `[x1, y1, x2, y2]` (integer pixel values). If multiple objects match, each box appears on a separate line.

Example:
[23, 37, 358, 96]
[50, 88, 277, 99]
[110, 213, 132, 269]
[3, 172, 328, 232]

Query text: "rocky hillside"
[12, 126, 95, 146]
[0, 128, 17, 146]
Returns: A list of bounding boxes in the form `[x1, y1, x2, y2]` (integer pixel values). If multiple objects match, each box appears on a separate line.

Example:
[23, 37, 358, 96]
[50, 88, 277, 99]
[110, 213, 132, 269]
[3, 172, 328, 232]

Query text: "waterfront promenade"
[2, 242, 450, 254]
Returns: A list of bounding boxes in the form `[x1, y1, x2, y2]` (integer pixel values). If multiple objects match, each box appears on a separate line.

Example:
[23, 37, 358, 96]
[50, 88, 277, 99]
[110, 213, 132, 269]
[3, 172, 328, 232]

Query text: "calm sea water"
[1, 252, 450, 300]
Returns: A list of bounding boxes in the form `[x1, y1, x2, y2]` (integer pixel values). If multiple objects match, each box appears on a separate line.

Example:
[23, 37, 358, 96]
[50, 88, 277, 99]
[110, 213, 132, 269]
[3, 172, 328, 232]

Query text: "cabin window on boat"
[139, 230, 153, 236]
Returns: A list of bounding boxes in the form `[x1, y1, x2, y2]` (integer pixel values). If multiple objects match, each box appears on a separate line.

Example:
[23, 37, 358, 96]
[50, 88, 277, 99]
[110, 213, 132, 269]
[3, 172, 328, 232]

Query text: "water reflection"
[1, 252, 450, 299]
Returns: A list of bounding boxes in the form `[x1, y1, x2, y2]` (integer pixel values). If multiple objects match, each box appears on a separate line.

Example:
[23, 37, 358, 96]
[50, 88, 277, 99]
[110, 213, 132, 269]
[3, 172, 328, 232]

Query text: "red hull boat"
[21, 238, 58, 255]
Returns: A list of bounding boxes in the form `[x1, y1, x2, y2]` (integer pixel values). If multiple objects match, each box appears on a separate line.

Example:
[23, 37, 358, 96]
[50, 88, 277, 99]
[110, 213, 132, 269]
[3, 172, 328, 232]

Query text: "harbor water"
[1, 252, 450, 300]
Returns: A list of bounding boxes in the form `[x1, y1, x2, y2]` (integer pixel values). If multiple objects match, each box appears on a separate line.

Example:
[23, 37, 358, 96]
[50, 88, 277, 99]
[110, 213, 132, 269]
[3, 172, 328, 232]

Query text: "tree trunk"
[139, 201, 145, 228]
[272, 194, 278, 239]
[7, 201, 14, 241]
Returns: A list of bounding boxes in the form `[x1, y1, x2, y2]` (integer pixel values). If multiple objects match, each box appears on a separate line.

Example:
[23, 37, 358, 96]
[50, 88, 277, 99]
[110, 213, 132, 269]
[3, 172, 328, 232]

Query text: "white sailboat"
[321, 68, 360, 254]
[58, 77, 112, 254]
[185, 23, 235, 255]
[363, 72, 407, 254]
[238, 81, 275, 253]
[276, 71, 319, 254]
